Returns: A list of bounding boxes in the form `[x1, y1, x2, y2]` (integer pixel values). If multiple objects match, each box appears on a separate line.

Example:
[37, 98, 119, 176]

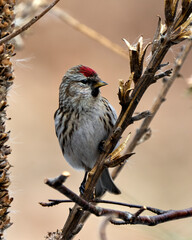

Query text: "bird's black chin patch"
[91, 88, 100, 97]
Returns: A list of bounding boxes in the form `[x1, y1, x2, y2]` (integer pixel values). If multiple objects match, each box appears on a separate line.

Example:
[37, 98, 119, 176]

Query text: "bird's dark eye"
[81, 79, 88, 84]
[81, 78, 92, 85]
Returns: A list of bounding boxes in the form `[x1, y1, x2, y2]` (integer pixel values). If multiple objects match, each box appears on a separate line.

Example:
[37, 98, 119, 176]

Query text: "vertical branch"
[0, 0, 15, 238]
[112, 39, 192, 179]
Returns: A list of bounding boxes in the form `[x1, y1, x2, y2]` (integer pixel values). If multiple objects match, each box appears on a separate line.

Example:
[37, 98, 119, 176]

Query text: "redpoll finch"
[54, 65, 120, 197]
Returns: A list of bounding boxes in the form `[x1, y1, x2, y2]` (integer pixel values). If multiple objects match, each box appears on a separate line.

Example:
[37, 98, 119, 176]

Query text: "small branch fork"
[42, 173, 192, 226]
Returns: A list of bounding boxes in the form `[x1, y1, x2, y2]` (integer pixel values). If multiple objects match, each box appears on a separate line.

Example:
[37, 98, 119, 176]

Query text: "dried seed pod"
[0, 0, 15, 236]
[123, 37, 151, 85]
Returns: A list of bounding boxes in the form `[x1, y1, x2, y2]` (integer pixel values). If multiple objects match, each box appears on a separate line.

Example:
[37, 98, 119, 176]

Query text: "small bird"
[54, 65, 120, 197]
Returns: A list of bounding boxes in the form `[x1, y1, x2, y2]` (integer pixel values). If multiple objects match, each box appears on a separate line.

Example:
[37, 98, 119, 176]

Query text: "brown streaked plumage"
[54, 65, 120, 196]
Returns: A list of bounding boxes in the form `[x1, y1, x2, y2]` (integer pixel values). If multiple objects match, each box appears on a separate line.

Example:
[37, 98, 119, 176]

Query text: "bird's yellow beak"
[93, 79, 108, 88]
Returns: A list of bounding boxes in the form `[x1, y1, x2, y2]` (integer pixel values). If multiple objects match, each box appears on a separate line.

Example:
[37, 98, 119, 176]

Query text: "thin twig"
[130, 111, 151, 124]
[0, 0, 61, 45]
[99, 217, 110, 240]
[44, 174, 192, 227]
[51, 6, 129, 59]
[40, 198, 166, 215]
[94, 200, 166, 215]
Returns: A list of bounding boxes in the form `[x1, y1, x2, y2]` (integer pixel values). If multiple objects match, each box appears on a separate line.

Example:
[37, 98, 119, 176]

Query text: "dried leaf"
[0, 208, 7, 217]
[165, 0, 175, 25]
[130, 50, 140, 81]
[109, 133, 131, 161]
[171, 14, 192, 43]
[139, 42, 151, 71]
[174, 1, 192, 29]
[172, 0, 179, 20]
[152, 17, 162, 54]
[0, 190, 8, 199]
[123, 37, 150, 84]
[179, 13, 192, 30]
[122, 38, 132, 50]
[118, 79, 124, 97]
[105, 153, 134, 168]
[124, 80, 134, 102]
[0, 170, 6, 183]
[174, 29, 192, 42]
[137, 36, 143, 54]
[125, 79, 132, 91]
[182, 0, 190, 14]
[0, 100, 7, 111]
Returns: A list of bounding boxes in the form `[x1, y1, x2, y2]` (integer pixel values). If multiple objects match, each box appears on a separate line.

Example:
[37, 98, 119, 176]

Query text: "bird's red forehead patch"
[79, 66, 97, 77]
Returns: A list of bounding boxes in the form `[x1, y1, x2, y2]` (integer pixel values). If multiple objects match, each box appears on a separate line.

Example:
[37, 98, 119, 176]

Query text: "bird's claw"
[79, 182, 85, 195]
[79, 171, 88, 195]
[98, 140, 105, 153]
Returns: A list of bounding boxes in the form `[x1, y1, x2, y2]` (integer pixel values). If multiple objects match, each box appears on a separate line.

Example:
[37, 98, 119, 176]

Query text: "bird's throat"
[91, 88, 100, 97]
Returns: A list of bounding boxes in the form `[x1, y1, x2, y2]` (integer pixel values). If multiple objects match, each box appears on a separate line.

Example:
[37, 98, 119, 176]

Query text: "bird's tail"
[95, 168, 121, 197]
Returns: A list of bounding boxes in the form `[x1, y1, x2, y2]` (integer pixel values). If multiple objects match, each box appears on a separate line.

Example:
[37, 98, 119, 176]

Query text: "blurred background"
[6, 0, 192, 239]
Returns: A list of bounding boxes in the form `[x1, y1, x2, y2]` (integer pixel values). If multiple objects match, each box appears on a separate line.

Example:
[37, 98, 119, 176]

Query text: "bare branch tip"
[62, 171, 70, 177]
[44, 178, 49, 184]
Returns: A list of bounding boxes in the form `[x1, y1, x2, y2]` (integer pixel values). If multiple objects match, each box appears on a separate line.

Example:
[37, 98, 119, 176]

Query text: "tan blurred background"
[6, 0, 192, 239]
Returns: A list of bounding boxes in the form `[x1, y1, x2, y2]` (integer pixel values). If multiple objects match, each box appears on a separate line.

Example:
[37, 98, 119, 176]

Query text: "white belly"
[64, 116, 107, 170]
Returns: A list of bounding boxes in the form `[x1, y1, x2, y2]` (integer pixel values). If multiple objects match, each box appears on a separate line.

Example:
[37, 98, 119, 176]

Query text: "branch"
[51, 6, 129, 59]
[0, 0, 61, 45]
[153, 68, 173, 82]
[44, 173, 192, 226]
[99, 217, 110, 240]
[130, 111, 151, 124]
[40, 198, 166, 215]
[112, 39, 192, 179]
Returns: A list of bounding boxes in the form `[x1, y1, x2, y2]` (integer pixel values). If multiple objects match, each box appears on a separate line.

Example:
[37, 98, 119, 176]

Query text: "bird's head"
[61, 65, 107, 99]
